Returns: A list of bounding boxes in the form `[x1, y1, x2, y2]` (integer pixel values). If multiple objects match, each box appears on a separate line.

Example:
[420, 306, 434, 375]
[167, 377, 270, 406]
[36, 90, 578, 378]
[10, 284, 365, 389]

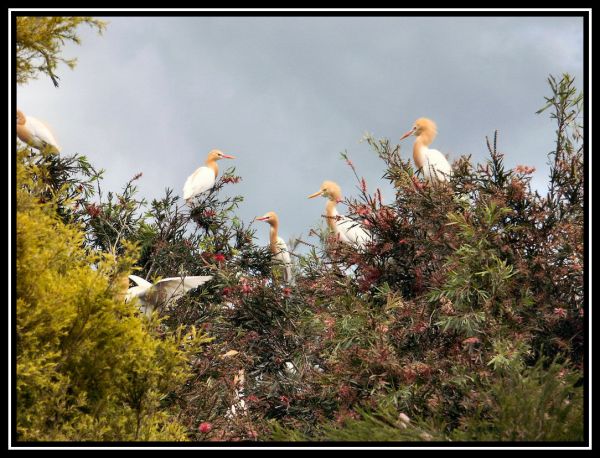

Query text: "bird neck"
[269, 221, 279, 253]
[205, 159, 219, 177]
[16, 124, 32, 143]
[413, 139, 429, 169]
[325, 200, 338, 232]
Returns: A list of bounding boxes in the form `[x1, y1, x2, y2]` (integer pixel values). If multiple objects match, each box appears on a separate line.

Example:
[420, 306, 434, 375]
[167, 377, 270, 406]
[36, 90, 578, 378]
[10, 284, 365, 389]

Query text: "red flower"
[554, 308, 567, 318]
[462, 337, 481, 345]
[515, 165, 536, 174]
[361, 177, 367, 192]
[214, 253, 226, 263]
[356, 205, 370, 216]
[338, 385, 352, 399]
[242, 283, 252, 294]
[85, 203, 101, 218]
[222, 176, 241, 184]
[199, 422, 212, 433]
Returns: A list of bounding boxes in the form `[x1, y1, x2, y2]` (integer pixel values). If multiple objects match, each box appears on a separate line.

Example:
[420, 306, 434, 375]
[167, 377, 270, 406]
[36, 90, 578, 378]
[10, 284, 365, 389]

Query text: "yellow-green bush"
[16, 151, 210, 441]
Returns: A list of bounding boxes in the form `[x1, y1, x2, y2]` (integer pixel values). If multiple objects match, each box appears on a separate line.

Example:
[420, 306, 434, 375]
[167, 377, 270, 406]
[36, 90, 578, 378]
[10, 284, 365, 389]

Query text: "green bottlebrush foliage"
[270, 358, 583, 442]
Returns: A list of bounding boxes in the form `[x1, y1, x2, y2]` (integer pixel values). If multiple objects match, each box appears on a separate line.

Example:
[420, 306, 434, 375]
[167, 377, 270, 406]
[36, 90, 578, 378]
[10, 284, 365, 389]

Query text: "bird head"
[16, 109, 25, 125]
[207, 149, 236, 161]
[256, 211, 278, 225]
[400, 117, 437, 142]
[308, 180, 343, 203]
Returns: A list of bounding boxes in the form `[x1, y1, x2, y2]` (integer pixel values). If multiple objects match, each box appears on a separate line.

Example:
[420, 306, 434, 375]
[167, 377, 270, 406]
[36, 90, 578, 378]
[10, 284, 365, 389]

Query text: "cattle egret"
[256, 211, 294, 285]
[16, 109, 61, 153]
[308, 180, 371, 248]
[125, 274, 213, 317]
[400, 118, 452, 182]
[183, 149, 235, 204]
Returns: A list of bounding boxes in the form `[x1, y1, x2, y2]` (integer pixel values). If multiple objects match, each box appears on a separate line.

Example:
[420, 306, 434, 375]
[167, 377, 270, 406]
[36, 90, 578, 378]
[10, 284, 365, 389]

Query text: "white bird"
[256, 211, 294, 285]
[183, 149, 235, 204]
[308, 180, 371, 248]
[400, 118, 452, 182]
[125, 274, 213, 317]
[16, 109, 61, 153]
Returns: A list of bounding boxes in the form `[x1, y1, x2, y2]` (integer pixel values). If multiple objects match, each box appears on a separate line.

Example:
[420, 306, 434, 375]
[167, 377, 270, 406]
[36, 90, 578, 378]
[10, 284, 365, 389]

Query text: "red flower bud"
[199, 422, 212, 433]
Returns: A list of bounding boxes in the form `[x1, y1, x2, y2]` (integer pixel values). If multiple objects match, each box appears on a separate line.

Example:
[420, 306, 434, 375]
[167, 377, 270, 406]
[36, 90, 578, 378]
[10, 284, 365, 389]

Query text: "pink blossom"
[361, 178, 367, 192]
[462, 337, 481, 345]
[554, 308, 567, 318]
[242, 283, 252, 294]
[199, 422, 212, 433]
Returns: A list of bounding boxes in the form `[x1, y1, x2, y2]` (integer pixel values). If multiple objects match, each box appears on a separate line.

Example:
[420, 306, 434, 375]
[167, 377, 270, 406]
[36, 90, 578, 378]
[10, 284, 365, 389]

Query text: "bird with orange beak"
[400, 118, 452, 182]
[256, 211, 294, 285]
[308, 180, 371, 248]
[183, 149, 235, 204]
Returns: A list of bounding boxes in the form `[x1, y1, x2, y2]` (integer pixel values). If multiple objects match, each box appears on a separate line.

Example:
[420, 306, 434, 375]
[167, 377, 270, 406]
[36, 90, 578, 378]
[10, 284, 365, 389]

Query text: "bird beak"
[308, 190, 323, 199]
[400, 128, 415, 141]
[221, 154, 235, 159]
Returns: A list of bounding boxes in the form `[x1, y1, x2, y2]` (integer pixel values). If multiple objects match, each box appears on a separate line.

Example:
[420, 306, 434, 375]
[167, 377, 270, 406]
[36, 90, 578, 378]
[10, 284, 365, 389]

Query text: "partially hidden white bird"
[400, 118, 452, 182]
[256, 211, 294, 285]
[125, 274, 213, 317]
[16, 109, 61, 153]
[308, 180, 371, 249]
[183, 149, 235, 204]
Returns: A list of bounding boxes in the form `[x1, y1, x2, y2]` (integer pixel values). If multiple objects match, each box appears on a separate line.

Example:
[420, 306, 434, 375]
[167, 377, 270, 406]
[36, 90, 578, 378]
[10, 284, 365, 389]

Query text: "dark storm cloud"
[16, 16, 583, 248]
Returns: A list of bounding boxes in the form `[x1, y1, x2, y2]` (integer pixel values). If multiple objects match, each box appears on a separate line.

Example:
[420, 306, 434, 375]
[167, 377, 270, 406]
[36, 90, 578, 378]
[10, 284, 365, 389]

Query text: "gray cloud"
[16, 16, 584, 249]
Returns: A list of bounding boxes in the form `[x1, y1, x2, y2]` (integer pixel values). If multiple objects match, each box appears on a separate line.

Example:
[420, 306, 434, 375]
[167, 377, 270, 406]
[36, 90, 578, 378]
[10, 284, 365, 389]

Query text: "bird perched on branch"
[16, 109, 61, 153]
[400, 118, 452, 182]
[183, 149, 235, 204]
[308, 180, 371, 248]
[256, 211, 294, 285]
[125, 274, 213, 317]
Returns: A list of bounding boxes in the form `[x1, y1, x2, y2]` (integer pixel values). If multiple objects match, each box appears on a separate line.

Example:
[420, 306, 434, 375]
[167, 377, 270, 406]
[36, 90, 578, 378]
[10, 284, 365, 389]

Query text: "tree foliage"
[16, 16, 106, 86]
[16, 149, 212, 441]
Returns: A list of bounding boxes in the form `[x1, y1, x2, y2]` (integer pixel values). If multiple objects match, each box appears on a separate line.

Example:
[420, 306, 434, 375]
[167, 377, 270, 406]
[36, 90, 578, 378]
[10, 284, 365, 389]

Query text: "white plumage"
[400, 117, 452, 183]
[419, 147, 453, 182]
[183, 166, 215, 200]
[329, 207, 371, 248]
[256, 211, 295, 285]
[273, 236, 294, 285]
[125, 274, 213, 317]
[183, 149, 235, 204]
[16, 109, 61, 153]
[308, 181, 372, 249]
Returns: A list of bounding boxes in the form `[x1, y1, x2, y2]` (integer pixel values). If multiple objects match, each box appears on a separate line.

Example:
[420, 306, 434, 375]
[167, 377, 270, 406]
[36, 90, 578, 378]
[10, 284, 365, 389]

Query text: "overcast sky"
[16, 15, 584, 248]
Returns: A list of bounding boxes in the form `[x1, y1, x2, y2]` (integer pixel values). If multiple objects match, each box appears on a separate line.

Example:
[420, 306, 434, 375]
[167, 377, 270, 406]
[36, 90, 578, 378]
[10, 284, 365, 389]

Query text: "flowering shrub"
[15, 70, 585, 443]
